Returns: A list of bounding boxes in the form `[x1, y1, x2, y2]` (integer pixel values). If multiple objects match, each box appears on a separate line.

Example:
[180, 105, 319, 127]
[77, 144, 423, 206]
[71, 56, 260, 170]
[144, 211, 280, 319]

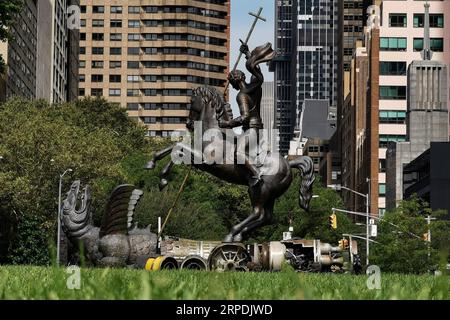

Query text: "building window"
[128, 6, 140, 14]
[91, 61, 104, 68]
[143, 117, 157, 124]
[127, 47, 140, 55]
[380, 37, 407, 51]
[413, 38, 444, 52]
[143, 75, 157, 82]
[127, 75, 140, 82]
[389, 14, 407, 27]
[92, 19, 104, 27]
[110, 6, 122, 14]
[379, 135, 407, 148]
[379, 159, 387, 173]
[80, 19, 86, 27]
[379, 86, 406, 100]
[91, 88, 103, 96]
[93, 6, 104, 14]
[91, 74, 103, 82]
[79, 88, 85, 96]
[127, 103, 139, 110]
[378, 208, 386, 217]
[127, 61, 140, 69]
[79, 75, 85, 82]
[144, 20, 158, 27]
[110, 61, 122, 69]
[92, 47, 104, 55]
[92, 33, 104, 41]
[414, 14, 444, 28]
[79, 60, 86, 68]
[79, 47, 86, 54]
[80, 5, 86, 13]
[109, 89, 121, 96]
[128, 20, 140, 28]
[80, 33, 86, 41]
[379, 111, 406, 124]
[128, 33, 140, 41]
[143, 33, 158, 41]
[110, 33, 122, 41]
[110, 20, 122, 28]
[379, 184, 386, 196]
[143, 47, 157, 55]
[127, 89, 140, 97]
[109, 75, 121, 83]
[379, 61, 407, 76]
[110, 47, 122, 55]
[144, 89, 157, 96]
[143, 6, 158, 13]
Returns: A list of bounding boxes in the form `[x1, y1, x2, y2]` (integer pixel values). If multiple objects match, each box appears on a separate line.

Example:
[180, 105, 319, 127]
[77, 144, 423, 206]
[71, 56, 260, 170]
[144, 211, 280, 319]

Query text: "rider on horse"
[218, 42, 276, 187]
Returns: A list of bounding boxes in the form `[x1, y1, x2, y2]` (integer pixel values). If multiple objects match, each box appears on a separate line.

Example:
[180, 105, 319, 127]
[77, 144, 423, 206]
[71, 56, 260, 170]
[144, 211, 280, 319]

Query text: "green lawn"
[0, 266, 448, 300]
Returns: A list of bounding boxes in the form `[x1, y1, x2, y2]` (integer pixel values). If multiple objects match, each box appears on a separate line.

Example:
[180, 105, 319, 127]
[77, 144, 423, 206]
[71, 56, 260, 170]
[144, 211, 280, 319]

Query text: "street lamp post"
[328, 178, 371, 265]
[57, 168, 73, 267]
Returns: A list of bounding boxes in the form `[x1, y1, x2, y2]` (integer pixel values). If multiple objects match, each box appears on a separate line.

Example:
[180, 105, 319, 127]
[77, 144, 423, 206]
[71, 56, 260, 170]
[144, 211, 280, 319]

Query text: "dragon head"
[61, 180, 92, 239]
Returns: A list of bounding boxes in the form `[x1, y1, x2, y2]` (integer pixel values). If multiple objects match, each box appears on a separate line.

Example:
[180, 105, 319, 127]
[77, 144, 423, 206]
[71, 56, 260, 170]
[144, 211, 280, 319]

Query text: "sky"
[229, 0, 275, 114]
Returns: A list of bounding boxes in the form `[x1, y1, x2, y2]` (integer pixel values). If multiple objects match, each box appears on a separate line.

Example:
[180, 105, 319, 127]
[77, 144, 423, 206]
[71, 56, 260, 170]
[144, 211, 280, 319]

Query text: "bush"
[7, 214, 52, 265]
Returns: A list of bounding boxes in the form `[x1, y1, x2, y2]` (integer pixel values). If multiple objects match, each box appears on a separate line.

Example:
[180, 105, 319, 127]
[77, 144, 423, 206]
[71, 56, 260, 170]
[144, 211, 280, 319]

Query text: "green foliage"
[371, 195, 450, 274]
[0, 97, 350, 264]
[0, 97, 147, 262]
[0, 0, 24, 73]
[6, 214, 51, 265]
[0, 266, 449, 299]
[249, 176, 357, 244]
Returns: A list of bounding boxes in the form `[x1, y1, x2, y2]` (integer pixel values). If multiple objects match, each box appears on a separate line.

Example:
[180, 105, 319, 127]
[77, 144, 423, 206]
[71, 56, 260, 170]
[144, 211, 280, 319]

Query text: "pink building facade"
[378, 0, 450, 215]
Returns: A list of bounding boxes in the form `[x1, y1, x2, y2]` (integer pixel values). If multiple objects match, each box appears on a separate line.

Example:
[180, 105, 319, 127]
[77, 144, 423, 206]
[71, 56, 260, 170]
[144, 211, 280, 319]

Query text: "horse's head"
[187, 86, 225, 132]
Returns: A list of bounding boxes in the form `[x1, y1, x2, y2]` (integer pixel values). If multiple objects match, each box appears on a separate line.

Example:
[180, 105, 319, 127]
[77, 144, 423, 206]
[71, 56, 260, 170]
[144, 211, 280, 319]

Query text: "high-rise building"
[44, 0, 80, 103]
[376, 0, 450, 216]
[272, 0, 342, 155]
[0, 0, 38, 101]
[340, 23, 380, 215]
[343, 0, 365, 71]
[261, 81, 276, 150]
[386, 1, 449, 211]
[1, 0, 79, 103]
[341, 0, 450, 216]
[78, 1, 230, 137]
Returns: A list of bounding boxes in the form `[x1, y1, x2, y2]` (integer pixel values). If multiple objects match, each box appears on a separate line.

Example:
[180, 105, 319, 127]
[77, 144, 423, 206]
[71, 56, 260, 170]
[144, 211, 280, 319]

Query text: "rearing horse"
[146, 86, 315, 242]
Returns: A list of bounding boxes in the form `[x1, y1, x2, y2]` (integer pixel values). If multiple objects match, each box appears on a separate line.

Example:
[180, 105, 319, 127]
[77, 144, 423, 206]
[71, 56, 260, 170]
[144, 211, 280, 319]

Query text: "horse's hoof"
[159, 179, 168, 191]
[145, 161, 156, 170]
[233, 234, 243, 243]
[223, 234, 234, 243]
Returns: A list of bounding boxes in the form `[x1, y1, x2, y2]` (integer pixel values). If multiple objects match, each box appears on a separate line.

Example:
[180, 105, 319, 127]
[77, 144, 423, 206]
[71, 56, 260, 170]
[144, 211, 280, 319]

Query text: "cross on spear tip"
[224, 7, 267, 94]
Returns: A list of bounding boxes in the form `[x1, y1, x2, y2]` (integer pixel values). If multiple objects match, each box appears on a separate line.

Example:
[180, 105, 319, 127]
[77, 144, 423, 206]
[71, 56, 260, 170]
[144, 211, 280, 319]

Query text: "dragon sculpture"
[61, 180, 157, 267]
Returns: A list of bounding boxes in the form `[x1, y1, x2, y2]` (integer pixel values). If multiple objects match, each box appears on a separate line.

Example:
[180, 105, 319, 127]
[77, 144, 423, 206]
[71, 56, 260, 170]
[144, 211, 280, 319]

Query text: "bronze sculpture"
[219, 42, 276, 187]
[146, 42, 315, 243]
[61, 180, 157, 267]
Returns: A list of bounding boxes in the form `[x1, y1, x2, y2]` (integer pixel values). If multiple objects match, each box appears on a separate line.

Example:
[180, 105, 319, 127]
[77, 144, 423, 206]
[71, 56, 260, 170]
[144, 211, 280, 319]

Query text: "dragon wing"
[99, 185, 144, 237]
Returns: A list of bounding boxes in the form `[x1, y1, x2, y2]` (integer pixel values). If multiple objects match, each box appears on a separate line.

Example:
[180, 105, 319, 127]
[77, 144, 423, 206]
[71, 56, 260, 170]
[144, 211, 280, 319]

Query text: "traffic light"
[329, 213, 337, 229]
[338, 239, 349, 249]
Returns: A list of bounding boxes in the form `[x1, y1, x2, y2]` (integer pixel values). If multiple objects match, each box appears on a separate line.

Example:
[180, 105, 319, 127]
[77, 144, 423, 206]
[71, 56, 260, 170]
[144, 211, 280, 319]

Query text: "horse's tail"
[289, 156, 315, 211]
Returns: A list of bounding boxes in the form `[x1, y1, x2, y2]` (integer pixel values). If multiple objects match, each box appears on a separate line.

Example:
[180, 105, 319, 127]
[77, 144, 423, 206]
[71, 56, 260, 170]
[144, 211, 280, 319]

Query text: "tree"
[0, 0, 23, 72]
[370, 195, 450, 274]
[0, 97, 147, 264]
[247, 175, 358, 244]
